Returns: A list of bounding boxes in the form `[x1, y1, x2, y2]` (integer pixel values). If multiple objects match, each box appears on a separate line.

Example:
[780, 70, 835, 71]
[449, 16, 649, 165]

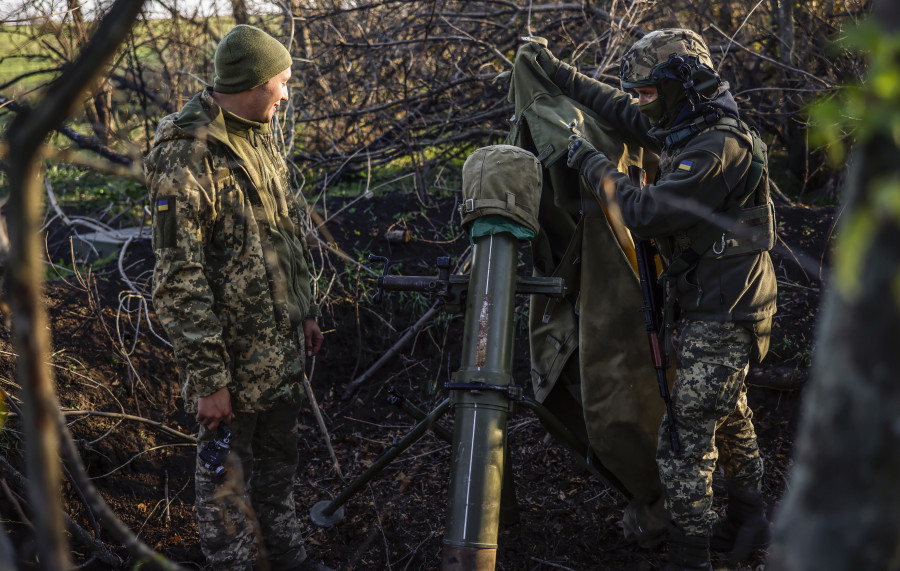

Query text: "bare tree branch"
[3, 0, 148, 567]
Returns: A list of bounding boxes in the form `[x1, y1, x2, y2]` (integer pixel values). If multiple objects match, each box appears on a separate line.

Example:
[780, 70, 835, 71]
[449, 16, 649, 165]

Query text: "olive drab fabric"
[506, 40, 670, 543]
[460, 144, 542, 235]
[144, 88, 315, 413]
[213, 24, 293, 93]
[561, 28, 777, 541]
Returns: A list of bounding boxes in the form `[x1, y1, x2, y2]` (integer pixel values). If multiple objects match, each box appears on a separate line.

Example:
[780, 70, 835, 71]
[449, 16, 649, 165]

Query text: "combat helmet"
[619, 28, 720, 97]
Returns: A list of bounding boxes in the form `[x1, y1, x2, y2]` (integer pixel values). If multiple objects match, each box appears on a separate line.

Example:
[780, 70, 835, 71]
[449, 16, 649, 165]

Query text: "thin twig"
[58, 409, 196, 443]
[303, 357, 343, 480]
[89, 443, 194, 480]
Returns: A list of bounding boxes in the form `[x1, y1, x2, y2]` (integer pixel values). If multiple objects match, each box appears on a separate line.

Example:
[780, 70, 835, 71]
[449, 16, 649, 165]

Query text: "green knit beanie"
[213, 24, 293, 93]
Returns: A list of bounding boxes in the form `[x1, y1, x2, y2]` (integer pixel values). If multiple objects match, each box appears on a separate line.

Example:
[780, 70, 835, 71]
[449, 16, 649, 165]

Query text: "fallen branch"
[60, 409, 196, 443]
[0, 454, 122, 568]
[4, 407, 196, 443]
[342, 302, 442, 399]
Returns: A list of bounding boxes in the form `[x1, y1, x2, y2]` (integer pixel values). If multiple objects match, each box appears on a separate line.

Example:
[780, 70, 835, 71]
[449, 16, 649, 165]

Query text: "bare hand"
[196, 386, 233, 430]
[304, 318, 324, 357]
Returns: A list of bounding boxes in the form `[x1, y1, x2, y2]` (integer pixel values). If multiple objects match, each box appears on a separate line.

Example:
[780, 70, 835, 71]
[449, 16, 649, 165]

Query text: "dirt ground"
[0, 191, 837, 570]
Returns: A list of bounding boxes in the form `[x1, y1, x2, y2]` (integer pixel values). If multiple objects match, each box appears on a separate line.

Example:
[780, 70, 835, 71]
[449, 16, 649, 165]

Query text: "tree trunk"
[768, 3, 900, 569]
[90, 81, 114, 145]
[777, 0, 795, 66]
[776, 0, 807, 196]
[5, 79, 73, 571]
[231, 0, 249, 24]
[3, 0, 144, 568]
[67, 0, 114, 146]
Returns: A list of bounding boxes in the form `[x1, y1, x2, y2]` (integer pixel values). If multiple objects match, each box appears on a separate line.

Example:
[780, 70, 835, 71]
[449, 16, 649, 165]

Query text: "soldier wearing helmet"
[534, 29, 777, 570]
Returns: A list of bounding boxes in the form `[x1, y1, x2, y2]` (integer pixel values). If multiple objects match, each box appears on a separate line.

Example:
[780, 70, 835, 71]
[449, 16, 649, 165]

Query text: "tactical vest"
[661, 116, 775, 280]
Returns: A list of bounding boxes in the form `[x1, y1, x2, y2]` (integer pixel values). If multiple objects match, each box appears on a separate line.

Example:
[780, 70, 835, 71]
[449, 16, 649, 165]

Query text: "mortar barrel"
[442, 231, 518, 570]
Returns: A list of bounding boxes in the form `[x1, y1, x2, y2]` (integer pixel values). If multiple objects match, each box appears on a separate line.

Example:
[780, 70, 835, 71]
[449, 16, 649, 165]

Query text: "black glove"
[534, 44, 561, 78]
[530, 41, 574, 92]
[567, 135, 606, 172]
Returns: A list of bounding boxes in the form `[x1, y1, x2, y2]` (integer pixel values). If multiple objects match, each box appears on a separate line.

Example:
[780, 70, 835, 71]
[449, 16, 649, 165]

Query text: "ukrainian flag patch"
[677, 160, 694, 172]
[157, 198, 170, 211]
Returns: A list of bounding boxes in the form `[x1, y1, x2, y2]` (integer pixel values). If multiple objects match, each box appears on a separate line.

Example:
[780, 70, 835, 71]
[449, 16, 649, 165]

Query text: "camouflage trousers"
[195, 402, 307, 571]
[656, 319, 764, 536]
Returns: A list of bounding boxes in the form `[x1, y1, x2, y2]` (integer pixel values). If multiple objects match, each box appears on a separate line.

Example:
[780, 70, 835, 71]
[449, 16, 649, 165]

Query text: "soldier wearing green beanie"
[213, 24, 294, 94]
[145, 24, 333, 571]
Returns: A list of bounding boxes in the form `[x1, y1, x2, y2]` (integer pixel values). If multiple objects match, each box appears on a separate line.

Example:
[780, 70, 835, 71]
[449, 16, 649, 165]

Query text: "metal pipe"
[442, 232, 518, 570]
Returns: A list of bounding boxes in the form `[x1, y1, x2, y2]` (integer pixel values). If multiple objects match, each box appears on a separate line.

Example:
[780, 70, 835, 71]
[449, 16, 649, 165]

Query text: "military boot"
[709, 484, 770, 562]
[664, 524, 712, 571]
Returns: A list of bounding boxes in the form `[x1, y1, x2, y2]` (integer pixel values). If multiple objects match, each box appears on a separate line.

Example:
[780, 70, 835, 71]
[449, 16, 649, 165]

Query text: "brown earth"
[0, 191, 837, 570]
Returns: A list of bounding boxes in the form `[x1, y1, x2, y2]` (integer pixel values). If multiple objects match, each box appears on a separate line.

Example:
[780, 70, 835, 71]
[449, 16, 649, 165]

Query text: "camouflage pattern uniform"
[559, 30, 777, 537]
[144, 88, 317, 570]
[659, 320, 763, 536]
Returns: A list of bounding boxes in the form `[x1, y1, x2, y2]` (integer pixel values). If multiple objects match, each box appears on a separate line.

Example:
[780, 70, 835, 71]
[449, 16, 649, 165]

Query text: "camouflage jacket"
[564, 74, 776, 324]
[144, 89, 313, 412]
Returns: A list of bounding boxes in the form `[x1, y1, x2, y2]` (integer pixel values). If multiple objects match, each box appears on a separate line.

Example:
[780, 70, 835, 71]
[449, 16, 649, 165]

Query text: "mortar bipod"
[309, 384, 628, 529]
[310, 249, 567, 571]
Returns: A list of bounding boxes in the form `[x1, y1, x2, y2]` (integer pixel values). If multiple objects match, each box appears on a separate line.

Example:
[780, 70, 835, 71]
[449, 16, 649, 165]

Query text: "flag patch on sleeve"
[677, 160, 694, 172]
[157, 199, 170, 211]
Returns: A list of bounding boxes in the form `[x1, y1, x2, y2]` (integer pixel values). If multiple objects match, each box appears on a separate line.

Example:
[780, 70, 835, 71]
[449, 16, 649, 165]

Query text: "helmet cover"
[619, 28, 715, 89]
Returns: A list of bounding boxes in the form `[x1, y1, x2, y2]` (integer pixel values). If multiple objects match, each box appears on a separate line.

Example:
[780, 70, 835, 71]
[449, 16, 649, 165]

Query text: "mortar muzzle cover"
[460, 145, 542, 236]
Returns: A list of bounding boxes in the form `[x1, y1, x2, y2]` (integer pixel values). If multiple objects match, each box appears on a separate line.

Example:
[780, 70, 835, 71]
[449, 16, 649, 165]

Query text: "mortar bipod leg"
[310, 397, 452, 526]
[388, 388, 453, 443]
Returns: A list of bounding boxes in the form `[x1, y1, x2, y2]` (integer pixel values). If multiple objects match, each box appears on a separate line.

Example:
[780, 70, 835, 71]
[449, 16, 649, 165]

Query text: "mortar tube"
[393, 390, 519, 525]
[442, 231, 518, 571]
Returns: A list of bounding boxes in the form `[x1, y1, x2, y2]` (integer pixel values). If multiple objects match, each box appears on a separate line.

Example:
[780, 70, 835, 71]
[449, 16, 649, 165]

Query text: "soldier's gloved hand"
[567, 135, 606, 172]
[534, 43, 561, 77]
[527, 39, 574, 91]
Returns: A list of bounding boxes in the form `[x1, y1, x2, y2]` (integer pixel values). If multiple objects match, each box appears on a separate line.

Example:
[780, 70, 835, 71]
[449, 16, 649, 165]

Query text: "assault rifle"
[628, 166, 679, 454]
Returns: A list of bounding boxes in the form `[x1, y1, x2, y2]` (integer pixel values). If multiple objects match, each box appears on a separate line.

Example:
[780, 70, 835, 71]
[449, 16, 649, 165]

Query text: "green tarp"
[505, 41, 670, 545]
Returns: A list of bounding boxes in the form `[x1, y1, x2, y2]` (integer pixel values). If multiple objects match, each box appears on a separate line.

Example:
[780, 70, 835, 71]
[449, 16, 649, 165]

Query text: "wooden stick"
[2, 409, 198, 443]
[303, 357, 343, 479]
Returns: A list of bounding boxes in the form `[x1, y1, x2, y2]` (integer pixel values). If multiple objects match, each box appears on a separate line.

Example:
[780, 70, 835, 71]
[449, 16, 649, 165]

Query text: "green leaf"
[833, 209, 873, 303]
